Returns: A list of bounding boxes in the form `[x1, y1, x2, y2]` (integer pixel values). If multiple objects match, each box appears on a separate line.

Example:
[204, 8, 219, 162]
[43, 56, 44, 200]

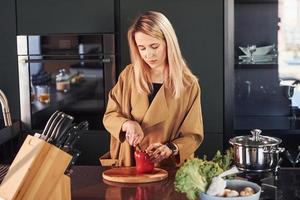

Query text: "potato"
[244, 187, 255, 194]
[240, 190, 247, 196]
[222, 189, 232, 197]
[217, 189, 231, 197]
[240, 190, 252, 196]
[216, 190, 225, 197]
[226, 189, 239, 197]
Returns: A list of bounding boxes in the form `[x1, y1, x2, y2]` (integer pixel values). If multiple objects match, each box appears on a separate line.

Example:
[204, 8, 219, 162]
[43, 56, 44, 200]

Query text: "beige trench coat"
[101, 64, 204, 167]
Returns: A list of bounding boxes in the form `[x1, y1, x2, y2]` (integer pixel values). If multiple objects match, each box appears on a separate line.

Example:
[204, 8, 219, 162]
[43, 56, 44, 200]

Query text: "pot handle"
[263, 147, 285, 153]
[251, 129, 262, 141]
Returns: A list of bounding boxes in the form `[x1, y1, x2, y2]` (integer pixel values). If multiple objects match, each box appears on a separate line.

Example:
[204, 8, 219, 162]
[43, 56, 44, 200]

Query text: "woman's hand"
[122, 120, 144, 147]
[145, 143, 172, 164]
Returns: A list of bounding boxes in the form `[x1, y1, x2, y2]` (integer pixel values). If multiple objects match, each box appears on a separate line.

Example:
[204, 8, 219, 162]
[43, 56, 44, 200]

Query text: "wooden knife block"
[0, 135, 72, 200]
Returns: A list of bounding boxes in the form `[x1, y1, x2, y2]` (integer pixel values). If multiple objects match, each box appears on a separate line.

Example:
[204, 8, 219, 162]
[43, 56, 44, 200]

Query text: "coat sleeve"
[172, 81, 204, 165]
[103, 70, 130, 143]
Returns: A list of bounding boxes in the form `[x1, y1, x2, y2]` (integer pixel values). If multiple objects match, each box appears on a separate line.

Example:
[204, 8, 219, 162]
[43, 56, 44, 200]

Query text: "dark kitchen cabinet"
[0, 0, 21, 165]
[119, 0, 224, 158]
[0, 0, 19, 120]
[225, 0, 300, 166]
[74, 130, 110, 165]
[16, 0, 115, 34]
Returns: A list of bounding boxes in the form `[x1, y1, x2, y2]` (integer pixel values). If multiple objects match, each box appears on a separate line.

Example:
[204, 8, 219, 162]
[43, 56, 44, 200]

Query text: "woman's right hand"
[122, 120, 144, 147]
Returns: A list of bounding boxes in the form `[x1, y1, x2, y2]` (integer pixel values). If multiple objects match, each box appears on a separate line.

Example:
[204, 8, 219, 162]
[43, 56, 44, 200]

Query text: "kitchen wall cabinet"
[225, 0, 300, 164]
[16, 0, 115, 34]
[119, 0, 224, 158]
[0, 0, 19, 120]
[0, 0, 20, 165]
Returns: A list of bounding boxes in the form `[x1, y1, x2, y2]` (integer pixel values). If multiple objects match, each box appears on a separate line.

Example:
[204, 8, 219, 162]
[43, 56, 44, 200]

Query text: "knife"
[77, 121, 89, 131]
[47, 115, 66, 143]
[63, 133, 81, 153]
[54, 123, 76, 148]
[64, 149, 81, 176]
[44, 111, 64, 141]
[56, 124, 78, 149]
[51, 114, 74, 143]
[62, 128, 79, 152]
[38, 110, 60, 139]
[62, 121, 88, 152]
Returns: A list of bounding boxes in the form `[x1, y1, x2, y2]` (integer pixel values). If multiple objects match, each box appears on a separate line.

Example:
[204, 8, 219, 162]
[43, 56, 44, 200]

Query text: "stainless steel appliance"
[17, 34, 116, 130]
[229, 129, 285, 173]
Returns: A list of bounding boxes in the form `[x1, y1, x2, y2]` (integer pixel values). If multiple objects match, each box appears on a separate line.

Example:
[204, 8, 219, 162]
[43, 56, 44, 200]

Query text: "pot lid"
[229, 129, 282, 147]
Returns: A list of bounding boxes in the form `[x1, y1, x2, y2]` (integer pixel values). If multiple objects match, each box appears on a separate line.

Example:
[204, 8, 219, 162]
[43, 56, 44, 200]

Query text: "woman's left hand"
[145, 143, 172, 163]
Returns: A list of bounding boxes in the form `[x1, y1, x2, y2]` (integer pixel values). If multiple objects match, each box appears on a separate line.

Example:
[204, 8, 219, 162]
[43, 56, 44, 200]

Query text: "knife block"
[0, 135, 72, 200]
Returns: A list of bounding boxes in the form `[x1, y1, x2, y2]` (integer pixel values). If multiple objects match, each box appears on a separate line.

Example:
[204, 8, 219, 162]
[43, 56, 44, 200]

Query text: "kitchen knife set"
[34, 110, 89, 174]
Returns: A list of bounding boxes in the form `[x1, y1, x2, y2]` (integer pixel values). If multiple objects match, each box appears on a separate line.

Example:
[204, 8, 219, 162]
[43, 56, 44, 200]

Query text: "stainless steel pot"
[229, 129, 285, 172]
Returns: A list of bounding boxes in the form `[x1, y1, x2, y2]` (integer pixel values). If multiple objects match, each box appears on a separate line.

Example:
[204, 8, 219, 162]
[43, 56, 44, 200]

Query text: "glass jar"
[36, 85, 50, 104]
[56, 69, 70, 92]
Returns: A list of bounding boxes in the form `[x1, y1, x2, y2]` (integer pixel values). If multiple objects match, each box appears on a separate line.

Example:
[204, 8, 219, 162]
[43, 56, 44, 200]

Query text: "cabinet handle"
[102, 58, 111, 63]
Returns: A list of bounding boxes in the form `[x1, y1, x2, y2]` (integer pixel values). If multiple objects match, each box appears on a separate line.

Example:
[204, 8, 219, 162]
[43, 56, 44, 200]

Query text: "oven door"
[17, 35, 115, 131]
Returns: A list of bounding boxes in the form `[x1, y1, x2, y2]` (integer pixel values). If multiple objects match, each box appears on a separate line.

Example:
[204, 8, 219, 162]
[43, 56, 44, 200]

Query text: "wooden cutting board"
[102, 167, 168, 183]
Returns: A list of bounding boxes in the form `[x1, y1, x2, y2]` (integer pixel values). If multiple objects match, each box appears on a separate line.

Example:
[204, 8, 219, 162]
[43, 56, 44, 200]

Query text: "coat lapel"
[141, 85, 169, 130]
[130, 91, 149, 124]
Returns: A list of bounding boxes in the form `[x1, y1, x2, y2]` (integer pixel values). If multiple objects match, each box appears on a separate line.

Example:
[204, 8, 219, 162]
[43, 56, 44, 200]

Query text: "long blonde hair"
[128, 11, 197, 98]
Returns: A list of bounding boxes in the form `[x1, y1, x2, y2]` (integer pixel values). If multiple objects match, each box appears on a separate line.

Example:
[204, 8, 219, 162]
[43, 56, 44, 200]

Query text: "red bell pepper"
[134, 150, 154, 174]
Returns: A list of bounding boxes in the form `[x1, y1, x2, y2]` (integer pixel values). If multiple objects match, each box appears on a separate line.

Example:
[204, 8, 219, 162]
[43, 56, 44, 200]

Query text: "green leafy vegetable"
[211, 148, 234, 171]
[174, 158, 223, 200]
[174, 150, 234, 200]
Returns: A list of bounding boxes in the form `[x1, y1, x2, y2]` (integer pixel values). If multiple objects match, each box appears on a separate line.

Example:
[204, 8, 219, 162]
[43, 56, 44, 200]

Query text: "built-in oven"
[17, 34, 116, 131]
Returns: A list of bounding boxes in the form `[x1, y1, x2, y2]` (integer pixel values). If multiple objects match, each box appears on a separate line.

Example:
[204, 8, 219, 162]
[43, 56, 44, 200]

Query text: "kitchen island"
[71, 166, 300, 200]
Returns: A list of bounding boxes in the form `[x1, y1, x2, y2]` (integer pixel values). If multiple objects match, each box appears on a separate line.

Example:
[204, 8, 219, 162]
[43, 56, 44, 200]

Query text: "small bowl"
[239, 45, 275, 56]
[199, 179, 261, 200]
[254, 45, 274, 56]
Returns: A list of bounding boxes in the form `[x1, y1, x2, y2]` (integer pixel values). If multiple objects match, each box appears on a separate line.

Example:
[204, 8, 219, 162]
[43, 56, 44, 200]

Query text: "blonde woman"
[101, 11, 204, 167]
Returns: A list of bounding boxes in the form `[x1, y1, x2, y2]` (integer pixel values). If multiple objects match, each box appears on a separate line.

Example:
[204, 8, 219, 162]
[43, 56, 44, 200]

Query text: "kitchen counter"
[71, 166, 300, 200]
[71, 166, 187, 200]
[1, 165, 299, 199]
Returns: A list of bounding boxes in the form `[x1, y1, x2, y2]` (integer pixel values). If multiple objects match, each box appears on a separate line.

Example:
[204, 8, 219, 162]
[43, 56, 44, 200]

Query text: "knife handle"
[57, 133, 71, 149]
[55, 124, 76, 148]
[44, 112, 64, 140]
[65, 135, 81, 153]
[63, 128, 78, 145]
[40, 110, 60, 137]
[65, 149, 81, 176]
[52, 115, 74, 144]
[47, 115, 65, 143]
[77, 121, 89, 131]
